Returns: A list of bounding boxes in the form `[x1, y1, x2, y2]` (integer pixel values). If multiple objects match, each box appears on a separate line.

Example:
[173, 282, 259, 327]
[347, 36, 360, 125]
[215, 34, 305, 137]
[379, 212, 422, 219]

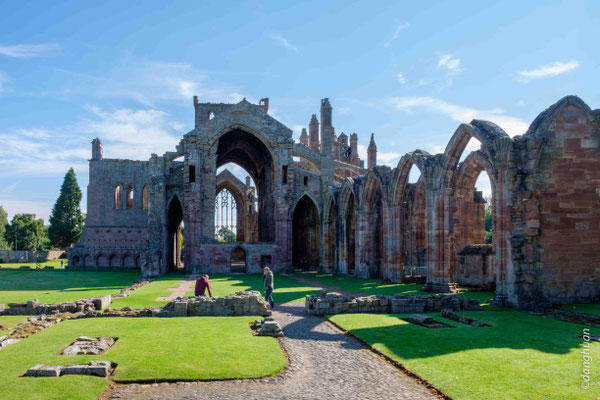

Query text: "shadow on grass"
[329, 309, 591, 359]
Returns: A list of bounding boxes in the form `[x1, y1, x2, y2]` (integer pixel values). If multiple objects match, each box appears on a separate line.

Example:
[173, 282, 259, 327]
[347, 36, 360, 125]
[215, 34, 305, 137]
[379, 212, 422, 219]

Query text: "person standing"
[194, 275, 212, 297]
[263, 267, 275, 308]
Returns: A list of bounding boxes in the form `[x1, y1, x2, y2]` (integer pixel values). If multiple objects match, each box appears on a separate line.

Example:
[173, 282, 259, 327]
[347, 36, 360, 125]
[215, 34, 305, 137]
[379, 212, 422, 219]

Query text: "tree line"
[0, 168, 85, 251]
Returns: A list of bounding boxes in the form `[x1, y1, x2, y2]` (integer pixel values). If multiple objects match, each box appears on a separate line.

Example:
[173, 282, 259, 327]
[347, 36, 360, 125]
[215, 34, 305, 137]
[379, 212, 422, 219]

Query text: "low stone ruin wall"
[158, 291, 271, 317]
[0, 250, 66, 263]
[455, 244, 495, 289]
[305, 294, 482, 316]
[530, 308, 600, 329]
[1, 296, 111, 316]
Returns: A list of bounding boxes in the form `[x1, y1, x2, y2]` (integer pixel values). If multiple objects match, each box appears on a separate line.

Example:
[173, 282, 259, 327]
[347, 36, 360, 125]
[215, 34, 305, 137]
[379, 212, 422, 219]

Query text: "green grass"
[561, 303, 600, 316]
[183, 274, 321, 304]
[0, 259, 66, 269]
[109, 274, 189, 309]
[328, 310, 599, 400]
[0, 315, 28, 335]
[294, 273, 496, 304]
[0, 269, 140, 305]
[0, 316, 286, 400]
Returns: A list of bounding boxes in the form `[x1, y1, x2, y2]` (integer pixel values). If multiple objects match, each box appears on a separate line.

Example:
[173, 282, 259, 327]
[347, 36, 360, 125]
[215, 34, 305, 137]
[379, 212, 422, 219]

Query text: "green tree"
[48, 168, 85, 248]
[0, 205, 10, 250]
[5, 214, 50, 251]
[216, 227, 236, 242]
[484, 195, 493, 244]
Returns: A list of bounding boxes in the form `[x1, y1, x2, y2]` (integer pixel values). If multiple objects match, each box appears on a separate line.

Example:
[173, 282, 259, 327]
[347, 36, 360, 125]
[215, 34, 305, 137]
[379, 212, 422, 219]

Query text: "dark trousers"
[265, 288, 275, 308]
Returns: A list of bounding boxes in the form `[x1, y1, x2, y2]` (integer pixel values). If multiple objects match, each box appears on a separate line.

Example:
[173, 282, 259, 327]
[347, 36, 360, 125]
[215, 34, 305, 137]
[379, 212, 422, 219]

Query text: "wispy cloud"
[357, 144, 400, 167]
[0, 43, 59, 58]
[438, 54, 461, 73]
[516, 60, 579, 82]
[274, 34, 298, 52]
[83, 105, 181, 160]
[389, 96, 529, 136]
[385, 22, 409, 47]
[96, 60, 244, 106]
[395, 73, 407, 84]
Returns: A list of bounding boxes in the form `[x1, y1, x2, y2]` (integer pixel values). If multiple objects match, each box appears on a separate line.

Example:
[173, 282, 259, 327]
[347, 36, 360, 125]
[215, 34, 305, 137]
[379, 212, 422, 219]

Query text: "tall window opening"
[215, 188, 238, 242]
[189, 165, 196, 183]
[127, 186, 134, 209]
[142, 186, 148, 210]
[115, 185, 122, 210]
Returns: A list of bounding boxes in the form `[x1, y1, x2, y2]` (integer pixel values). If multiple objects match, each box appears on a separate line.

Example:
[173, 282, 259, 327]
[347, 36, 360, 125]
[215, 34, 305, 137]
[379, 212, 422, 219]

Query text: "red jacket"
[194, 277, 212, 296]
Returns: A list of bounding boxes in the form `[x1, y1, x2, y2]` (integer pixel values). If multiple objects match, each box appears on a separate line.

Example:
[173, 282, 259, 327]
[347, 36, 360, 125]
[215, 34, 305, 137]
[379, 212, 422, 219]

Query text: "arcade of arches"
[70, 95, 600, 309]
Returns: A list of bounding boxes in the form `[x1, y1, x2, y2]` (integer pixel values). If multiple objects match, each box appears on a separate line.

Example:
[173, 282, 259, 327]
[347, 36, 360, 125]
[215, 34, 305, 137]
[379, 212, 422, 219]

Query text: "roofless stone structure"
[69, 95, 600, 309]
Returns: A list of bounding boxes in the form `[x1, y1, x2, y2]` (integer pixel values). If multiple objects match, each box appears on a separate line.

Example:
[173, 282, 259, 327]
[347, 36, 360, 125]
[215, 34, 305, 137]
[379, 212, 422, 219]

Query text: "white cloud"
[0, 43, 59, 58]
[389, 96, 529, 136]
[97, 61, 244, 106]
[516, 60, 579, 82]
[274, 34, 298, 52]
[83, 105, 181, 160]
[437, 54, 461, 73]
[385, 22, 409, 47]
[517, 99, 525, 106]
[357, 144, 399, 167]
[0, 199, 54, 223]
[396, 73, 407, 84]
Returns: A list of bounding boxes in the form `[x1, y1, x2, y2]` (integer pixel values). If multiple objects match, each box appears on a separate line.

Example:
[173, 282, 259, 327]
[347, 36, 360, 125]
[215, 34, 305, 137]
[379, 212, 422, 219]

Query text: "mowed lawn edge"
[0, 316, 287, 400]
[327, 310, 599, 400]
[0, 269, 140, 305]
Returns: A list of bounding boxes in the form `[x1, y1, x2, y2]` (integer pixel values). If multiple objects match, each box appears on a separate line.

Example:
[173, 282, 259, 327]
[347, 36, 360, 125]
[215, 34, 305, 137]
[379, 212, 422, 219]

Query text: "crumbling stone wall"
[69, 95, 599, 309]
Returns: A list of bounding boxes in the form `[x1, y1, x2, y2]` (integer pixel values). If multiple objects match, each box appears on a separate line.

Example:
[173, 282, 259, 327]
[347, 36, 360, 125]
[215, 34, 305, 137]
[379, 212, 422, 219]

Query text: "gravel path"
[156, 275, 198, 301]
[103, 303, 438, 400]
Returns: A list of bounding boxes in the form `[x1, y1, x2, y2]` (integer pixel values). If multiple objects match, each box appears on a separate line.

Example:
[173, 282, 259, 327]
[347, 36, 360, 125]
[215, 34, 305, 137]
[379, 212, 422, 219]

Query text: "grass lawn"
[110, 274, 189, 309]
[0, 316, 286, 400]
[328, 310, 599, 400]
[0, 269, 140, 305]
[0, 315, 28, 335]
[294, 273, 496, 304]
[0, 259, 66, 269]
[183, 274, 321, 304]
[561, 303, 600, 316]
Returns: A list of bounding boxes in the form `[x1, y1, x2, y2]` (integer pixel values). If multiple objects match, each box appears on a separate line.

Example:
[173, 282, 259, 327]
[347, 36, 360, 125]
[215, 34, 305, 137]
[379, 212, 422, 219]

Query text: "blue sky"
[0, 0, 598, 221]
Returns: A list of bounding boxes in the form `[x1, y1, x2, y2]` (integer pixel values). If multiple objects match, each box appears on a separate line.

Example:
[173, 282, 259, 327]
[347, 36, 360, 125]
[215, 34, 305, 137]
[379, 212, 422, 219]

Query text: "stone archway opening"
[292, 195, 320, 271]
[215, 128, 275, 242]
[230, 247, 247, 273]
[167, 196, 184, 271]
[345, 194, 356, 275]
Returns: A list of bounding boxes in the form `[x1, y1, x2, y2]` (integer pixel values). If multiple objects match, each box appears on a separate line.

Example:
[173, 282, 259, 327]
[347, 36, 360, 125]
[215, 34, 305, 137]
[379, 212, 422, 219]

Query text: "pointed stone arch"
[292, 195, 320, 271]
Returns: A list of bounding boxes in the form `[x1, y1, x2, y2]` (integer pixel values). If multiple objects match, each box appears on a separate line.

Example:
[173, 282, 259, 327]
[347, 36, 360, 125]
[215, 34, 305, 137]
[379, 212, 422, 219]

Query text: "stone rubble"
[61, 336, 116, 355]
[306, 293, 482, 316]
[1, 296, 111, 316]
[440, 309, 490, 327]
[250, 316, 284, 337]
[157, 291, 271, 317]
[24, 361, 113, 378]
[403, 314, 451, 328]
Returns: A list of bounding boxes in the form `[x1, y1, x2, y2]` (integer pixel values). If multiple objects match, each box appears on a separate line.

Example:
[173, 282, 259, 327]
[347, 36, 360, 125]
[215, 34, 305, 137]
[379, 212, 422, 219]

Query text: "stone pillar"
[320, 99, 334, 185]
[491, 136, 514, 306]
[350, 133, 359, 165]
[309, 114, 320, 152]
[367, 133, 377, 169]
[424, 187, 459, 292]
[299, 128, 309, 146]
[91, 138, 103, 161]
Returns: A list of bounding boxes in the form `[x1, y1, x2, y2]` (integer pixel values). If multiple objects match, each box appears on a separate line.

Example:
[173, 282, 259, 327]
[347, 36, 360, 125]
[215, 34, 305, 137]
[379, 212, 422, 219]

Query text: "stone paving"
[103, 303, 438, 400]
[156, 275, 198, 301]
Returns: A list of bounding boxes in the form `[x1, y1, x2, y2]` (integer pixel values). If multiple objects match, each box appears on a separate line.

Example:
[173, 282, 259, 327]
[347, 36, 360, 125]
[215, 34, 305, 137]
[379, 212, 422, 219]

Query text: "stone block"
[173, 301, 188, 317]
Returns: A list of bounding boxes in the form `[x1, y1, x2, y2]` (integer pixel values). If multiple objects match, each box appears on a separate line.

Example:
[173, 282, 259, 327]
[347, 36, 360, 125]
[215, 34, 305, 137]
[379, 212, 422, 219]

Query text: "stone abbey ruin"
[69, 95, 600, 310]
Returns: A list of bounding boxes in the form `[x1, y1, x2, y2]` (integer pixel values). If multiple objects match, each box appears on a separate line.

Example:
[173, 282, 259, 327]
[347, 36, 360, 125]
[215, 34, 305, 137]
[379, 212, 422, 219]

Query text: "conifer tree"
[48, 168, 85, 248]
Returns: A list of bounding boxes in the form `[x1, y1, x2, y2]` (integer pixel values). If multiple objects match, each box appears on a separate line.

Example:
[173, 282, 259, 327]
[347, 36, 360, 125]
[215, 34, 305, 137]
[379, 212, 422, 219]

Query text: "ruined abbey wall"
[70, 95, 600, 309]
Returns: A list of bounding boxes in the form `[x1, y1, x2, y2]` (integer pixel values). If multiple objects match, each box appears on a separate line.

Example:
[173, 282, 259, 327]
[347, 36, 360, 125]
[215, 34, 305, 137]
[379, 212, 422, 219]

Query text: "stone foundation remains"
[305, 294, 482, 316]
[158, 291, 271, 317]
[60, 336, 116, 355]
[24, 361, 113, 378]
